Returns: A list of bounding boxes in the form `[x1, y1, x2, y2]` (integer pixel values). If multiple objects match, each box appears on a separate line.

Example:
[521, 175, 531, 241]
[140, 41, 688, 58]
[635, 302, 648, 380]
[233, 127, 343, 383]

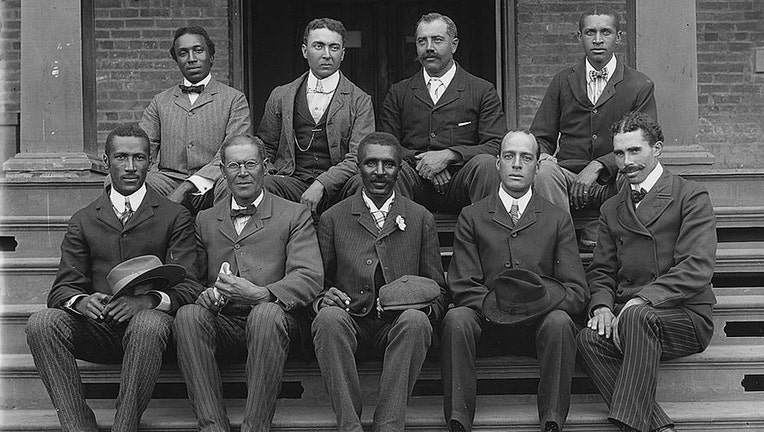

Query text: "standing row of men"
[26, 6, 717, 432]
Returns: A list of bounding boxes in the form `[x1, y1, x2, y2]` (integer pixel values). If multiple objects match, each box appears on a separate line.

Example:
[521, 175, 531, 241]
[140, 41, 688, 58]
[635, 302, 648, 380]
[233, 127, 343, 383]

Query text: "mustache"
[619, 164, 645, 174]
[418, 51, 441, 62]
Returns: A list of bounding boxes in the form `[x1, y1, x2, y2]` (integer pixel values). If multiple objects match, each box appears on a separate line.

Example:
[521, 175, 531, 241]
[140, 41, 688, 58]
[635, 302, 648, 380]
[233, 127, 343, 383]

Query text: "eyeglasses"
[223, 160, 260, 172]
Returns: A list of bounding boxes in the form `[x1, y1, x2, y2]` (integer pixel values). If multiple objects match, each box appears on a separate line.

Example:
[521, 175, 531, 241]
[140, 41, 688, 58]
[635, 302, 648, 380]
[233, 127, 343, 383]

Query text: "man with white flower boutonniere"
[312, 132, 448, 431]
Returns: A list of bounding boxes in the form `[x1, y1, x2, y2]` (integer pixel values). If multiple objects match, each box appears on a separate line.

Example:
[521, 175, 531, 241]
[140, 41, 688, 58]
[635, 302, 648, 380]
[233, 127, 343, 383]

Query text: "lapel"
[283, 73, 307, 157]
[188, 78, 218, 112]
[237, 192, 270, 242]
[434, 64, 465, 110]
[488, 192, 540, 233]
[172, 84, 192, 112]
[94, 190, 123, 232]
[594, 56, 624, 109]
[567, 58, 593, 108]
[488, 193, 514, 231]
[616, 186, 652, 237]
[378, 195, 407, 240]
[410, 72, 435, 108]
[512, 193, 541, 233]
[351, 191, 385, 238]
[215, 196, 239, 244]
[635, 169, 674, 227]
[326, 73, 349, 123]
[123, 188, 158, 231]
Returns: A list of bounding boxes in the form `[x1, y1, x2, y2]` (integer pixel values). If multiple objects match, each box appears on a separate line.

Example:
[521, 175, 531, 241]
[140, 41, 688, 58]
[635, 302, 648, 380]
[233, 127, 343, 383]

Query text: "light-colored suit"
[173, 191, 323, 432]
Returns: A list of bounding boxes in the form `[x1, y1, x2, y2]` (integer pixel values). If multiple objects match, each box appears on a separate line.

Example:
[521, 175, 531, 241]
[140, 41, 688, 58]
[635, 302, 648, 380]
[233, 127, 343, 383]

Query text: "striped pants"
[577, 305, 704, 432]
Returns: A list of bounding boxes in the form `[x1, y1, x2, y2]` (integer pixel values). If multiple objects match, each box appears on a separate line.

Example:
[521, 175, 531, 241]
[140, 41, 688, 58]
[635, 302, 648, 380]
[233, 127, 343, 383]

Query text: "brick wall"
[696, 0, 764, 168]
[0, 0, 20, 116]
[94, 0, 231, 147]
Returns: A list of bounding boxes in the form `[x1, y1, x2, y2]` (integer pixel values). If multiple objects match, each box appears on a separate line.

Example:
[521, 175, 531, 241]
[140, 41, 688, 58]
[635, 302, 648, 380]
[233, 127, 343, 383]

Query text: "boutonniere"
[395, 215, 406, 231]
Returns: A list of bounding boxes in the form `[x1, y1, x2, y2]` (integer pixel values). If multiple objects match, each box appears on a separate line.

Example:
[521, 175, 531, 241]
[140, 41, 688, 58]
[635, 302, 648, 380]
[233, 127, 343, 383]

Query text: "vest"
[292, 77, 333, 183]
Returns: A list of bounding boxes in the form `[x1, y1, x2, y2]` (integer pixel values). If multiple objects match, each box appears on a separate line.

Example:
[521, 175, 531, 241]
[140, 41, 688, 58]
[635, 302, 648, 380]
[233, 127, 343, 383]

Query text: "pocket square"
[457, 121, 472, 127]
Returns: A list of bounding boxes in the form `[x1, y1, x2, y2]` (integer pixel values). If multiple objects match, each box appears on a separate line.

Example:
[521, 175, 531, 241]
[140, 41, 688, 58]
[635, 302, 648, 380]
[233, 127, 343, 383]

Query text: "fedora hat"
[106, 255, 186, 300]
[482, 268, 566, 326]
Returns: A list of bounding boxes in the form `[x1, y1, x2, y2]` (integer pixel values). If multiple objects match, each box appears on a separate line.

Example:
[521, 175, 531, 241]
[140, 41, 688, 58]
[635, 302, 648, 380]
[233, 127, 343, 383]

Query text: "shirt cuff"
[148, 290, 172, 312]
[63, 294, 88, 315]
[188, 175, 214, 196]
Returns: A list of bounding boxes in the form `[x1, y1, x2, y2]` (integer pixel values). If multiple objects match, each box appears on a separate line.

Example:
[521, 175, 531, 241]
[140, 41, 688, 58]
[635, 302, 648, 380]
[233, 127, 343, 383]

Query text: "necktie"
[120, 198, 134, 227]
[631, 188, 647, 204]
[509, 201, 520, 225]
[590, 68, 608, 81]
[371, 209, 387, 231]
[179, 84, 204, 94]
[428, 78, 444, 103]
[230, 205, 257, 219]
[312, 80, 325, 94]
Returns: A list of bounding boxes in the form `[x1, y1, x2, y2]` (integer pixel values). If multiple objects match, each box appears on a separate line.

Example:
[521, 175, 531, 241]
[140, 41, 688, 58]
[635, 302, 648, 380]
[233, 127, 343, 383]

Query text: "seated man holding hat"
[441, 130, 589, 432]
[312, 132, 448, 431]
[25, 123, 201, 432]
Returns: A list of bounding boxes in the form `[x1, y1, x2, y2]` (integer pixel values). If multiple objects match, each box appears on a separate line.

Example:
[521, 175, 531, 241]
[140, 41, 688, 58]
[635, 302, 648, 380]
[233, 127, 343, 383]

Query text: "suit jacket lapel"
[616, 187, 652, 236]
[123, 189, 158, 231]
[95, 191, 123, 232]
[512, 194, 540, 233]
[216, 197, 240, 244]
[488, 194, 515, 231]
[172, 85, 192, 112]
[326, 73, 348, 123]
[283, 73, 305, 157]
[636, 170, 674, 227]
[236, 192, 271, 242]
[594, 58, 624, 109]
[568, 59, 593, 108]
[379, 197, 406, 240]
[434, 65, 464, 110]
[351, 192, 384, 237]
[410, 73, 435, 108]
[189, 78, 218, 111]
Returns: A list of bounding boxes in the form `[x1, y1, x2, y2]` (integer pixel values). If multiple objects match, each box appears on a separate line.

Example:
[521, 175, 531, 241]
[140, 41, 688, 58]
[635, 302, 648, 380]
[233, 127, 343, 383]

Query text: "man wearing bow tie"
[139, 26, 252, 213]
[257, 18, 374, 213]
[173, 134, 323, 431]
[530, 7, 657, 250]
[577, 112, 717, 432]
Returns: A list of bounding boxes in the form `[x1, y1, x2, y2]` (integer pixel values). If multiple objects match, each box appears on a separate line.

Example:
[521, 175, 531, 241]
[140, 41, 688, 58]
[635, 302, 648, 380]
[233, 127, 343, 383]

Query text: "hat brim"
[110, 264, 186, 300]
[481, 275, 567, 326]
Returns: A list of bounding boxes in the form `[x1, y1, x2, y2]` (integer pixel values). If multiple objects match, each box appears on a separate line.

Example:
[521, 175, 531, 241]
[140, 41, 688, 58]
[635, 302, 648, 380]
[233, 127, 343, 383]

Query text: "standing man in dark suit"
[577, 112, 717, 432]
[369, 12, 506, 213]
[257, 18, 374, 213]
[26, 124, 201, 432]
[139, 26, 252, 213]
[312, 132, 448, 431]
[441, 130, 588, 432]
[173, 134, 323, 431]
[530, 7, 656, 248]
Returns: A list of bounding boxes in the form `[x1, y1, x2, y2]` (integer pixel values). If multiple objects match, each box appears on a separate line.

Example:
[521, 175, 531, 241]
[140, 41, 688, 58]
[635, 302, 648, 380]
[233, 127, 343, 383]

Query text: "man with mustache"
[577, 112, 717, 432]
[138, 26, 252, 213]
[351, 12, 505, 213]
[312, 132, 448, 431]
[258, 18, 374, 214]
[530, 7, 656, 250]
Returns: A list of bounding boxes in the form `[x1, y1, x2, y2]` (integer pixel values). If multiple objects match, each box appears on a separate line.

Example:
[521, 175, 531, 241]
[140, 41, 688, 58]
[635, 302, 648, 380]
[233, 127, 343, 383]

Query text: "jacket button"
[430, 132, 436, 138]
[366, 259, 372, 265]
[360, 290, 364, 294]
[504, 262, 511, 268]
[188, 112, 193, 116]
[376, 240, 382, 245]
[361, 307, 367, 312]
[511, 233, 517, 238]
[234, 244, 241, 250]
[592, 134, 598, 140]
[592, 108, 598, 113]
[121, 233, 127, 238]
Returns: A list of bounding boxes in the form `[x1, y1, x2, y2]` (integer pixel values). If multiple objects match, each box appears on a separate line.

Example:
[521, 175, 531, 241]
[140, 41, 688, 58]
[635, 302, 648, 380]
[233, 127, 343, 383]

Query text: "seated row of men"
[136, 8, 655, 255]
[27, 108, 717, 432]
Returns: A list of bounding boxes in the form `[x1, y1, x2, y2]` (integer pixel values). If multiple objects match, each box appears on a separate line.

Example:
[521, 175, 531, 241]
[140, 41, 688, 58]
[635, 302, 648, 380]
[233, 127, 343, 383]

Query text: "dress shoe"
[544, 421, 560, 432]
[449, 419, 466, 432]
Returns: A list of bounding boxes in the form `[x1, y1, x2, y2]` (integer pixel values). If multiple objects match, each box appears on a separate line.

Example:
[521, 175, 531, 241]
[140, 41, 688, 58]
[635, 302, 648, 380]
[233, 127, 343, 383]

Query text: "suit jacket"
[448, 191, 588, 318]
[317, 191, 448, 322]
[195, 191, 323, 312]
[530, 56, 656, 179]
[587, 169, 717, 347]
[380, 64, 506, 165]
[139, 78, 252, 183]
[48, 187, 201, 313]
[257, 72, 375, 198]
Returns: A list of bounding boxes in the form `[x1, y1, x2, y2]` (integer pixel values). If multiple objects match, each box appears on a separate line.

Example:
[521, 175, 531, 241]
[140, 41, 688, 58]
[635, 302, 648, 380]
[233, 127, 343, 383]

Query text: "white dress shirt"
[306, 70, 340, 123]
[423, 62, 457, 104]
[231, 190, 265, 235]
[632, 162, 664, 209]
[586, 54, 616, 104]
[498, 186, 533, 220]
[181, 74, 216, 195]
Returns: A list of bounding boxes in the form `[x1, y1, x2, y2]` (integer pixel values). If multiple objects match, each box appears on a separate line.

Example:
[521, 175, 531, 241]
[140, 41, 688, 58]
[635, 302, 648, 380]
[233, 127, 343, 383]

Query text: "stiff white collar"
[498, 186, 532, 217]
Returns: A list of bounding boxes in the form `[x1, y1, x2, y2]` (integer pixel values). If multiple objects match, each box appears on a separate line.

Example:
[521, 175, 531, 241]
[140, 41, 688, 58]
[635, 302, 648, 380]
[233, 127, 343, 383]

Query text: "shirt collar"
[362, 190, 395, 213]
[183, 73, 212, 88]
[585, 55, 617, 83]
[231, 190, 264, 210]
[423, 62, 457, 89]
[110, 184, 147, 213]
[633, 162, 663, 194]
[307, 70, 340, 93]
[497, 186, 533, 216]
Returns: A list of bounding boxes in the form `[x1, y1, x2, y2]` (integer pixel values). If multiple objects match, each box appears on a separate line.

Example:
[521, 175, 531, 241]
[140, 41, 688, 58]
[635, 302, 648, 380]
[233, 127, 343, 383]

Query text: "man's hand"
[319, 287, 351, 311]
[215, 272, 274, 305]
[196, 287, 223, 313]
[569, 160, 603, 209]
[538, 153, 556, 163]
[74, 293, 111, 320]
[415, 149, 459, 180]
[300, 181, 325, 212]
[430, 170, 452, 194]
[618, 297, 648, 317]
[101, 294, 159, 323]
[587, 306, 616, 338]
[167, 181, 197, 204]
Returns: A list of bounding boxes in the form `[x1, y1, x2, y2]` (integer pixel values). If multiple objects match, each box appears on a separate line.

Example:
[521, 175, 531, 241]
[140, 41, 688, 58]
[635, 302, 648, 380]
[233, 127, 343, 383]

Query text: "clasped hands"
[74, 288, 159, 324]
[196, 272, 274, 313]
[540, 154, 603, 210]
[415, 149, 459, 194]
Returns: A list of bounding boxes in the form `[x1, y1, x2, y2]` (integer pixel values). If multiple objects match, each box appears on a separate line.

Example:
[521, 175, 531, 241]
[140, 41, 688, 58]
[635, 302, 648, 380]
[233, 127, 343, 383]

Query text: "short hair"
[578, 6, 622, 33]
[416, 12, 458, 40]
[303, 18, 347, 46]
[357, 132, 402, 164]
[219, 134, 266, 164]
[502, 129, 540, 160]
[105, 124, 150, 156]
[610, 112, 664, 147]
[170, 26, 216, 61]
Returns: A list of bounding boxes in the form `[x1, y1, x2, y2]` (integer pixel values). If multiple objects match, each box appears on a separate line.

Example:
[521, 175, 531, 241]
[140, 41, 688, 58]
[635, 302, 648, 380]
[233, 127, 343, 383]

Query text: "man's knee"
[312, 306, 353, 337]
[246, 302, 288, 337]
[467, 154, 498, 173]
[441, 307, 480, 338]
[393, 309, 432, 337]
[26, 308, 70, 342]
[125, 309, 172, 344]
[174, 304, 214, 339]
[576, 327, 601, 355]
[538, 309, 575, 333]
[618, 304, 659, 333]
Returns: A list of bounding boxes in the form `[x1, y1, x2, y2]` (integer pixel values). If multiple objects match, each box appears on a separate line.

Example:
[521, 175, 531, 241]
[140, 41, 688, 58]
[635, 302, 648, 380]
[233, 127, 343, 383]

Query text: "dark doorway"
[242, 0, 497, 127]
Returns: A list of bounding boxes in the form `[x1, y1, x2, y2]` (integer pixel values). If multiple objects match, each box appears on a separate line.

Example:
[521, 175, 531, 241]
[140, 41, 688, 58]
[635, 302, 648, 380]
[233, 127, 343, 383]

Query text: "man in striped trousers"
[577, 112, 717, 432]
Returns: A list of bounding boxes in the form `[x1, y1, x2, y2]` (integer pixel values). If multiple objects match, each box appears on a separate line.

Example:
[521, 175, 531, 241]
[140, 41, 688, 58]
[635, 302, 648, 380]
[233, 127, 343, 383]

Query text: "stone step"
[0, 178, 104, 217]
[1, 398, 762, 431]
[3, 344, 763, 409]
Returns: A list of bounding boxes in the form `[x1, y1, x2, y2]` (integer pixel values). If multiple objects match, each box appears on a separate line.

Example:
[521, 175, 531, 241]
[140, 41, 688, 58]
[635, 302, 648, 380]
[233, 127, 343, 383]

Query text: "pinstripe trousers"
[577, 304, 704, 432]
[25, 308, 173, 432]
[173, 302, 301, 432]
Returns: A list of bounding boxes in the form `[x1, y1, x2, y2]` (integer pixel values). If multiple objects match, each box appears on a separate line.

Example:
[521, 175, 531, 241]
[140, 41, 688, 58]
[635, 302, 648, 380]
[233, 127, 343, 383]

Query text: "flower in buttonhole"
[396, 215, 406, 231]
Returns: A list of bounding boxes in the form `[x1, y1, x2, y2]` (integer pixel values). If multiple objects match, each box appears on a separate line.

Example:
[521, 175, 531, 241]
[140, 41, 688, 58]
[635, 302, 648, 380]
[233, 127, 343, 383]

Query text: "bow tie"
[631, 188, 647, 204]
[230, 205, 257, 219]
[590, 68, 608, 81]
[179, 84, 205, 94]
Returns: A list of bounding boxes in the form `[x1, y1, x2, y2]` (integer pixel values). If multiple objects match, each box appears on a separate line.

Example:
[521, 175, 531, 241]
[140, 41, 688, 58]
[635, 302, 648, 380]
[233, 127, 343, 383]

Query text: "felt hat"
[377, 275, 441, 311]
[106, 255, 186, 300]
[482, 268, 566, 326]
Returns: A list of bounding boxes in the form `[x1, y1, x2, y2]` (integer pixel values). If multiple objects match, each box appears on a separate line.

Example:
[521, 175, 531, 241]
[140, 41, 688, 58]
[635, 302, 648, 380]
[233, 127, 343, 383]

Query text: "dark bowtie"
[631, 188, 647, 204]
[179, 84, 204, 94]
[590, 68, 608, 80]
[230, 205, 257, 219]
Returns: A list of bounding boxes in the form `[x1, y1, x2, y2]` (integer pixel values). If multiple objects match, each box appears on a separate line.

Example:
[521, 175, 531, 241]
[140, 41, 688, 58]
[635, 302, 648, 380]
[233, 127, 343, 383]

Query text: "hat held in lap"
[106, 255, 186, 301]
[482, 268, 566, 326]
[377, 275, 441, 314]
